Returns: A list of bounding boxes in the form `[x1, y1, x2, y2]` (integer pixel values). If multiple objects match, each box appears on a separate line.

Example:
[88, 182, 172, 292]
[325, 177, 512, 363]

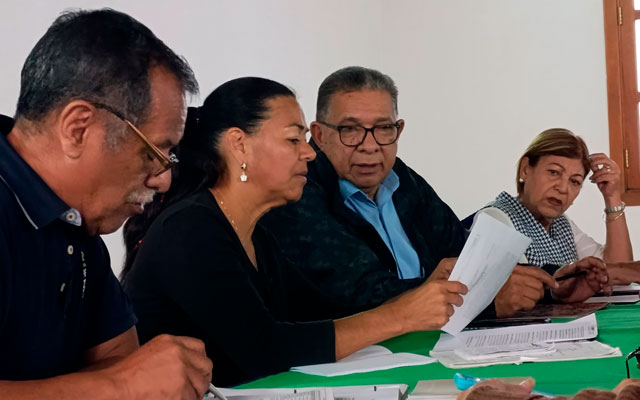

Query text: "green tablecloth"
[239, 303, 640, 395]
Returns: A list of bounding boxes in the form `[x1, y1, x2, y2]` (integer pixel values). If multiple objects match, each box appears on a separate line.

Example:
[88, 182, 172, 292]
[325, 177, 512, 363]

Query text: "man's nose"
[357, 129, 380, 152]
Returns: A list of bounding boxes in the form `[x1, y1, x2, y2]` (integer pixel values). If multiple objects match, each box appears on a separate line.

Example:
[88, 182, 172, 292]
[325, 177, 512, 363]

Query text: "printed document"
[430, 314, 620, 368]
[431, 340, 620, 368]
[442, 213, 531, 335]
[435, 313, 598, 352]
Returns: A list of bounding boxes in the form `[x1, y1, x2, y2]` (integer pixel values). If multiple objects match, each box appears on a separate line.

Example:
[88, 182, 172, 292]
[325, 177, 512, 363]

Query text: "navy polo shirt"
[0, 115, 137, 380]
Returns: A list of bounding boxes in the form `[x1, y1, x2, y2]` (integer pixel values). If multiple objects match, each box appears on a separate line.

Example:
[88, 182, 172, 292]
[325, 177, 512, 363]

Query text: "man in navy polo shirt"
[0, 9, 212, 400]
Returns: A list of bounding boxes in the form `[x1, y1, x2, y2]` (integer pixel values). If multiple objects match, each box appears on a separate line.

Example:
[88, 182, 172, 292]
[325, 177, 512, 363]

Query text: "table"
[239, 303, 640, 395]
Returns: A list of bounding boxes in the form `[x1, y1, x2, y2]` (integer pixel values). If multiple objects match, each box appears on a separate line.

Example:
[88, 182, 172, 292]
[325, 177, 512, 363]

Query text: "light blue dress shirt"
[339, 170, 422, 279]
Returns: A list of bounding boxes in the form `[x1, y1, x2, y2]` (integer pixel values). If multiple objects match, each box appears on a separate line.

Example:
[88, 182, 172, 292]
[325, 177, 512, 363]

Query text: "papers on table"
[290, 345, 436, 377]
[214, 384, 409, 400]
[443, 213, 531, 335]
[584, 284, 640, 304]
[432, 340, 620, 368]
[434, 314, 597, 352]
[430, 314, 621, 368]
[453, 341, 555, 361]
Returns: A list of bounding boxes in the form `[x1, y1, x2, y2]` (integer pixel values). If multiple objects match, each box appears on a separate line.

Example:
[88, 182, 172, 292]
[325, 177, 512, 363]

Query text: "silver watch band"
[604, 201, 626, 214]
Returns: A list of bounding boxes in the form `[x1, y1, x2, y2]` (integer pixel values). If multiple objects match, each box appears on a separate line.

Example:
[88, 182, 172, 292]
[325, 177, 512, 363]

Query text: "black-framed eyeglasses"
[626, 346, 640, 378]
[317, 120, 403, 147]
[92, 102, 178, 177]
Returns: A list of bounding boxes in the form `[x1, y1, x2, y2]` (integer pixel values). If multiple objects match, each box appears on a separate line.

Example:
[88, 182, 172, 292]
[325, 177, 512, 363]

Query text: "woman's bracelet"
[604, 209, 625, 223]
[604, 201, 625, 214]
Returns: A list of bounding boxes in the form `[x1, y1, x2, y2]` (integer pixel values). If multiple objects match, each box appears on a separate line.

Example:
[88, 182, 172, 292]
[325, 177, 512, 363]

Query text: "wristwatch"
[604, 202, 625, 214]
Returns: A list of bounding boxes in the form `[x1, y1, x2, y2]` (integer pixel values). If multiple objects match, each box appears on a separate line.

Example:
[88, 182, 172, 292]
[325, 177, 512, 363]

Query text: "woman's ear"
[519, 157, 530, 181]
[224, 127, 248, 164]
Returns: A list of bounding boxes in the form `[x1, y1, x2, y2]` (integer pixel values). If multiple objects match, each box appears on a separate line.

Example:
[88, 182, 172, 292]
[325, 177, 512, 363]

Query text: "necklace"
[211, 188, 258, 269]
[212, 189, 239, 233]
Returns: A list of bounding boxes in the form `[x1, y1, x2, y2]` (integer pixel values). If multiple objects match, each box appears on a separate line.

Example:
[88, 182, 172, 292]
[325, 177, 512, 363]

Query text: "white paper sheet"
[434, 314, 598, 353]
[290, 345, 435, 377]
[215, 384, 409, 400]
[584, 284, 640, 304]
[429, 314, 617, 368]
[215, 388, 333, 400]
[520, 340, 621, 362]
[432, 340, 620, 368]
[442, 213, 531, 335]
[453, 341, 555, 361]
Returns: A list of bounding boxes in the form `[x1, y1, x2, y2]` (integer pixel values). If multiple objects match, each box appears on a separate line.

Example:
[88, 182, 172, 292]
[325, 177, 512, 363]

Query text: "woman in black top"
[121, 77, 468, 386]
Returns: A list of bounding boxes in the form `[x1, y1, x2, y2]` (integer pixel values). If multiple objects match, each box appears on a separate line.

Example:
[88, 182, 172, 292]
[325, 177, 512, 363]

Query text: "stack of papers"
[290, 345, 435, 377]
[584, 284, 640, 304]
[215, 384, 409, 400]
[430, 314, 621, 368]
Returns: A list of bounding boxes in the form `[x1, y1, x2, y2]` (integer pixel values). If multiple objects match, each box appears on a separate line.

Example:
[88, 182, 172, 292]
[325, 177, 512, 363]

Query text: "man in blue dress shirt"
[0, 9, 212, 400]
[261, 66, 467, 314]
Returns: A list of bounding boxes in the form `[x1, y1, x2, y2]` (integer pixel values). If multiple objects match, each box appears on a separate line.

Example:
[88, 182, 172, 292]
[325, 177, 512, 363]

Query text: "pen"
[555, 270, 588, 282]
[453, 373, 555, 397]
[467, 317, 551, 329]
[207, 383, 229, 400]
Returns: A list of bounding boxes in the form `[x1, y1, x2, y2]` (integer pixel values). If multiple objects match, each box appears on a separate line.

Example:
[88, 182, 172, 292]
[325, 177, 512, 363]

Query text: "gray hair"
[316, 66, 398, 121]
[16, 8, 198, 150]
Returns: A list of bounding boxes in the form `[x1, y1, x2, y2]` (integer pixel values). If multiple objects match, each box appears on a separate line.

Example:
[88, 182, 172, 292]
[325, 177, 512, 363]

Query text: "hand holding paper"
[442, 213, 531, 335]
[385, 279, 468, 331]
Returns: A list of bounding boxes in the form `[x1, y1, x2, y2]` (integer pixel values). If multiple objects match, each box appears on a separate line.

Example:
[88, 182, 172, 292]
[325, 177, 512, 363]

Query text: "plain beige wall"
[1, 0, 635, 276]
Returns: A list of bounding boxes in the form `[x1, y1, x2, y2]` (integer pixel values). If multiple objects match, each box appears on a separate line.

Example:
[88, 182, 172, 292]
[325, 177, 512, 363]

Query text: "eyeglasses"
[626, 346, 640, 378]
[92, 102, 178, 176]
[317, 120, 403, 147]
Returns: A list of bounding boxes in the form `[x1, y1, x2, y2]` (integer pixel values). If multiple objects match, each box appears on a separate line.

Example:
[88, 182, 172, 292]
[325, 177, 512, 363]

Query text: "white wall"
[2, 0, 635, 276]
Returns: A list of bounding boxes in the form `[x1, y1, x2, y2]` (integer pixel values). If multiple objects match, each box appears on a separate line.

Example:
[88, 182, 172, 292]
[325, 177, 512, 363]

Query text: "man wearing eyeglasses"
[261, 66, 468, 317]
[0, 9, 212, 400]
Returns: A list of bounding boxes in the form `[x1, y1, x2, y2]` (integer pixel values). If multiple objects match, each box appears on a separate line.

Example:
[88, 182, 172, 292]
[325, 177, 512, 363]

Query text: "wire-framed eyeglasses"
[92, 102, 178, 177]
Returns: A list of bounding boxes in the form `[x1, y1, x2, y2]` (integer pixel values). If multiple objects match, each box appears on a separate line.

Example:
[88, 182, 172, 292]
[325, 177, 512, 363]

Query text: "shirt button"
[67, 245, 74, 255]
[66, 212, 75, 222]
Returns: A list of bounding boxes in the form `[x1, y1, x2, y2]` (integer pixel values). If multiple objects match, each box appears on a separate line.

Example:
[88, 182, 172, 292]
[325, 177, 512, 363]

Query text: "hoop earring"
[240, 162, 248, 182]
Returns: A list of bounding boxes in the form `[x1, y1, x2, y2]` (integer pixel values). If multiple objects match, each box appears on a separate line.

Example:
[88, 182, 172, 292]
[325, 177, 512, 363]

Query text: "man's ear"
[310, 121, 325, 149]
[57, 101, 98, 159]
[396, 119, 405, 140]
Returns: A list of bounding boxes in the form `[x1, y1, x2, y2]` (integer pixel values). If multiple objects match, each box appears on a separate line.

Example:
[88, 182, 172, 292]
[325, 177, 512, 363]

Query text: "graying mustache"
[126, 190, 156, 205]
